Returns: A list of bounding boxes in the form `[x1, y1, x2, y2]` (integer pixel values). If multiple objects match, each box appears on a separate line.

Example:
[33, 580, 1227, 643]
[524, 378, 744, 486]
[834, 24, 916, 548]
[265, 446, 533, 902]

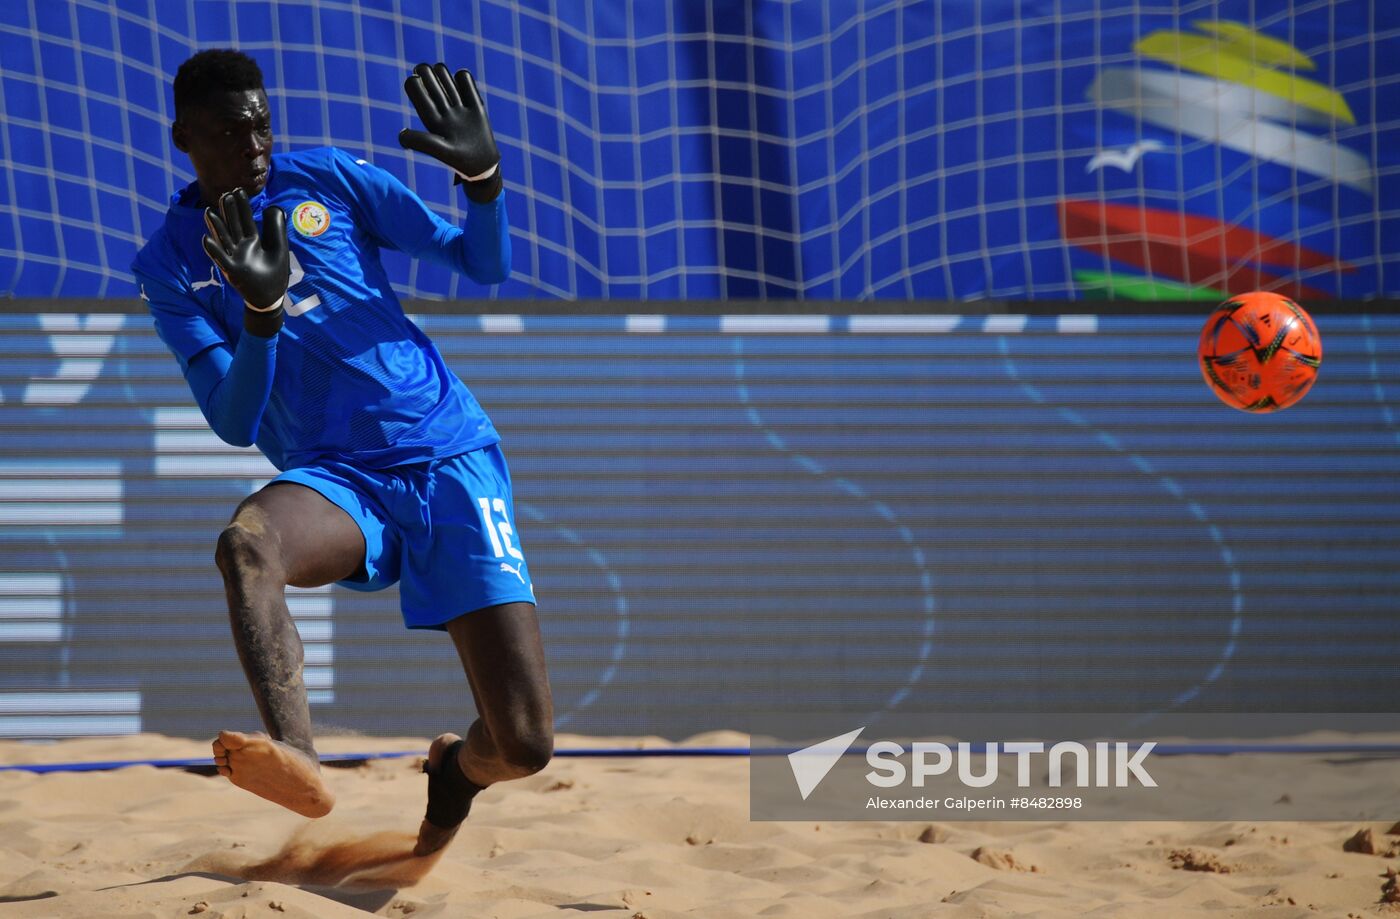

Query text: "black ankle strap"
[424, 739, 483, 829]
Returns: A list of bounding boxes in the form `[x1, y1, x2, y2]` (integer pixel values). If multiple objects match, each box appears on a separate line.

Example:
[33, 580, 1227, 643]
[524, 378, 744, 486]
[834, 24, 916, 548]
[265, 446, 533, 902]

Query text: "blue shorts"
[273, 444, 535, 630]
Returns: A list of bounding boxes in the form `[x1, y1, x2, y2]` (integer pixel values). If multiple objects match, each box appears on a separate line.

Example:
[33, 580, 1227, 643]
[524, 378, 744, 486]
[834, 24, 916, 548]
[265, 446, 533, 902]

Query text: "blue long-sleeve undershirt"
[184, 330, 278, 448]
[458, 196, 510, 285]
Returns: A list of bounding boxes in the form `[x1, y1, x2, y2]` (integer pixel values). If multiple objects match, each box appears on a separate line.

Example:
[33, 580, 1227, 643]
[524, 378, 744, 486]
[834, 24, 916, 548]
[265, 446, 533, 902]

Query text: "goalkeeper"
[132, 49, 550, 857]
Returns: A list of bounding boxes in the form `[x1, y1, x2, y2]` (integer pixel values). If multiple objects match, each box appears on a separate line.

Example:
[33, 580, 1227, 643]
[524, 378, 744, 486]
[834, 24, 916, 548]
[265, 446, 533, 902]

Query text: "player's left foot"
[211, 729, 335, 818]
[414, 732, 484, 856]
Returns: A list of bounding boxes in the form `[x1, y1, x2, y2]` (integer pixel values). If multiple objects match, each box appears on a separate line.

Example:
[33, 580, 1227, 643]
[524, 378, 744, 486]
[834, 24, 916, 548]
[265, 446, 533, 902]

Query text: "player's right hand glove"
[202, 188, 290, 318]
[399, 62, 503, 204]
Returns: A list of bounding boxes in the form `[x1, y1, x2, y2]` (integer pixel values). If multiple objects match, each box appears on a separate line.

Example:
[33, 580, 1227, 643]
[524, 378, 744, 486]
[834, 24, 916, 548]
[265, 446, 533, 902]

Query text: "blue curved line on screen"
[731, 336, 937, 714]
[994, 336, 1244, 714]
[1359, 314, 1398, 437]
[6, 741, 1400, 773]
[517, 502, 630, 727]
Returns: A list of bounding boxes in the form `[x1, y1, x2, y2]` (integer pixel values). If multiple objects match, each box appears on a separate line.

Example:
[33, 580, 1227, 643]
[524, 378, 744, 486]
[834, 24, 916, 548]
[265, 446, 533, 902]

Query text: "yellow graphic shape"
[1135, 23, 1355, 125]
[1192, 21, 1315, 71]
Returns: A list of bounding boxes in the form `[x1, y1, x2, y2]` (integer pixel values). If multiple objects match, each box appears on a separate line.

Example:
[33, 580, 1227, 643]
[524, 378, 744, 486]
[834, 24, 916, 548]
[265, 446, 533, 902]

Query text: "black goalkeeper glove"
[202, 188, 290, 335]
[399, 62, 503, 204]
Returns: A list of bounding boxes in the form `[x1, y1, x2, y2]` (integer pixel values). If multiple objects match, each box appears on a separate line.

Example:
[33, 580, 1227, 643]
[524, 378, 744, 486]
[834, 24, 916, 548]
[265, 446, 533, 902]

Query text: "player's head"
[171, 49, 272, 204]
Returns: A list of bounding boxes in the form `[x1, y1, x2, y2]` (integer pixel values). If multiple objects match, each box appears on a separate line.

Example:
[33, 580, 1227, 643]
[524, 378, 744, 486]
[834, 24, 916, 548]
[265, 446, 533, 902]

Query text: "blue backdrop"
[0, 311, 1397, 738]
[0, 0, 1396, 300]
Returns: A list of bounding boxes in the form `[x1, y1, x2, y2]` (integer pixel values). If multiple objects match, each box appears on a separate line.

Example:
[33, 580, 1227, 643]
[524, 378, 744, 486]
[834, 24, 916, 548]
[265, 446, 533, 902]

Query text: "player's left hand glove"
[399, 62, 502, 204]
[202, 188, 289, 313]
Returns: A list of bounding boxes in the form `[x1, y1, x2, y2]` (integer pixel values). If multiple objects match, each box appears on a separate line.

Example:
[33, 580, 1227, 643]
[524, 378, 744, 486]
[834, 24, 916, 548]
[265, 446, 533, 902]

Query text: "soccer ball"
[1197, 292, 1322, 413]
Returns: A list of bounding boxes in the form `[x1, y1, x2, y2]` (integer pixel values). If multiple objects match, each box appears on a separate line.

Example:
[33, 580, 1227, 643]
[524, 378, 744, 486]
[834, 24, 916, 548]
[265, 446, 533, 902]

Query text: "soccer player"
[131, 49, 552, 857]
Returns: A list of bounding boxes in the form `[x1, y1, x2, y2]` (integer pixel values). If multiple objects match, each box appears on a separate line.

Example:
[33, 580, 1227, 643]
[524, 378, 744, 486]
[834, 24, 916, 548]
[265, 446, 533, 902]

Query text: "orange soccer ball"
[1197, 292, 1323, 413]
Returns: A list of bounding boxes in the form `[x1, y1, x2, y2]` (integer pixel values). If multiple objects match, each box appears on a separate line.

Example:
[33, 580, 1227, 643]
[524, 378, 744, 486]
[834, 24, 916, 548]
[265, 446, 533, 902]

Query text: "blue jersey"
[132, 146, 509, 470]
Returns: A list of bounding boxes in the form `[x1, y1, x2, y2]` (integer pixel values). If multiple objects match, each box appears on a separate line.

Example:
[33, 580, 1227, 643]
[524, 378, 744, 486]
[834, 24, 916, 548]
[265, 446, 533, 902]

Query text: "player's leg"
[401, 446, 551, 853]
[448, 600, 554, 785]
[212, 481, 366, 817]
[416, 600, 553, 855]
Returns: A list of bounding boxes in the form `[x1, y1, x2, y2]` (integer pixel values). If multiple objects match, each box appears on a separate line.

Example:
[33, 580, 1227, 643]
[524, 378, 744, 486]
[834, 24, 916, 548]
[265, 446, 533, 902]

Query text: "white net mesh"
[0, 0, 1395, 300]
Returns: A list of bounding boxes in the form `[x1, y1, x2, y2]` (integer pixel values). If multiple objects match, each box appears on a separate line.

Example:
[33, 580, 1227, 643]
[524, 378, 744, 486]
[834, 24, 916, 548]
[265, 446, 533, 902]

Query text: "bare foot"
[414, 732, 472, 857]
[212, 729, 335, 818]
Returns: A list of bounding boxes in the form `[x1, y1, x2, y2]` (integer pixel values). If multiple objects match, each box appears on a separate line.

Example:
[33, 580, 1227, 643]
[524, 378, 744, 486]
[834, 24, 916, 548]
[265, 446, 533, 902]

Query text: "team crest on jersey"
[291, 201, 331, 237]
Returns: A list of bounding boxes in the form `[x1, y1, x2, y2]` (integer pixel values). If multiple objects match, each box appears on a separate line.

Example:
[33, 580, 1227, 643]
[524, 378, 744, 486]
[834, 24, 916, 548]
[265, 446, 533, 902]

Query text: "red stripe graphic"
[1060, 200, 1353, 299]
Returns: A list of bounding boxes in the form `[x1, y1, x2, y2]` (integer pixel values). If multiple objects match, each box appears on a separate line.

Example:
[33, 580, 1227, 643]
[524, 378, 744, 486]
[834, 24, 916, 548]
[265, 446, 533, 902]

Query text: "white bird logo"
[1085, 139, 1166, 174]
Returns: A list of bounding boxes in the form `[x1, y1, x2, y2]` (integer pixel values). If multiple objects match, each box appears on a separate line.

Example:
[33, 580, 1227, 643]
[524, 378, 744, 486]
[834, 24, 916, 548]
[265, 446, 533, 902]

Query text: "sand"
[0, 732, 1397, 918]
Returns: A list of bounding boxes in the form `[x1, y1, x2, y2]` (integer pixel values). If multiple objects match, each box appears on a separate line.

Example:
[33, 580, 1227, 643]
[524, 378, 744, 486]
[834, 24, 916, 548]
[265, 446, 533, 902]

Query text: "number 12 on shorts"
[477, 497, 524, 560]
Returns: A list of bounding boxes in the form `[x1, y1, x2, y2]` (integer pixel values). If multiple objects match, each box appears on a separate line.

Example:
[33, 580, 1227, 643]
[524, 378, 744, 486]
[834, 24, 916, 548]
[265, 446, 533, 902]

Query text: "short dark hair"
[173, 49, 264, 120]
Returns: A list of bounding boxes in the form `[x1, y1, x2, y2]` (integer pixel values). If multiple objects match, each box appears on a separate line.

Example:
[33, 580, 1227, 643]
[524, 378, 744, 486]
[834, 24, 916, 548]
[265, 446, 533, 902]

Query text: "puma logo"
[192, 266, 222, 291]
[500, 562, 526, 584]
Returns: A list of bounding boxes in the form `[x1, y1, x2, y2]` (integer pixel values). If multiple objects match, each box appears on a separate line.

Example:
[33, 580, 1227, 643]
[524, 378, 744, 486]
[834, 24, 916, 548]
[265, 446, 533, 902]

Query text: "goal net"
[0, 0, 1394, 300]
